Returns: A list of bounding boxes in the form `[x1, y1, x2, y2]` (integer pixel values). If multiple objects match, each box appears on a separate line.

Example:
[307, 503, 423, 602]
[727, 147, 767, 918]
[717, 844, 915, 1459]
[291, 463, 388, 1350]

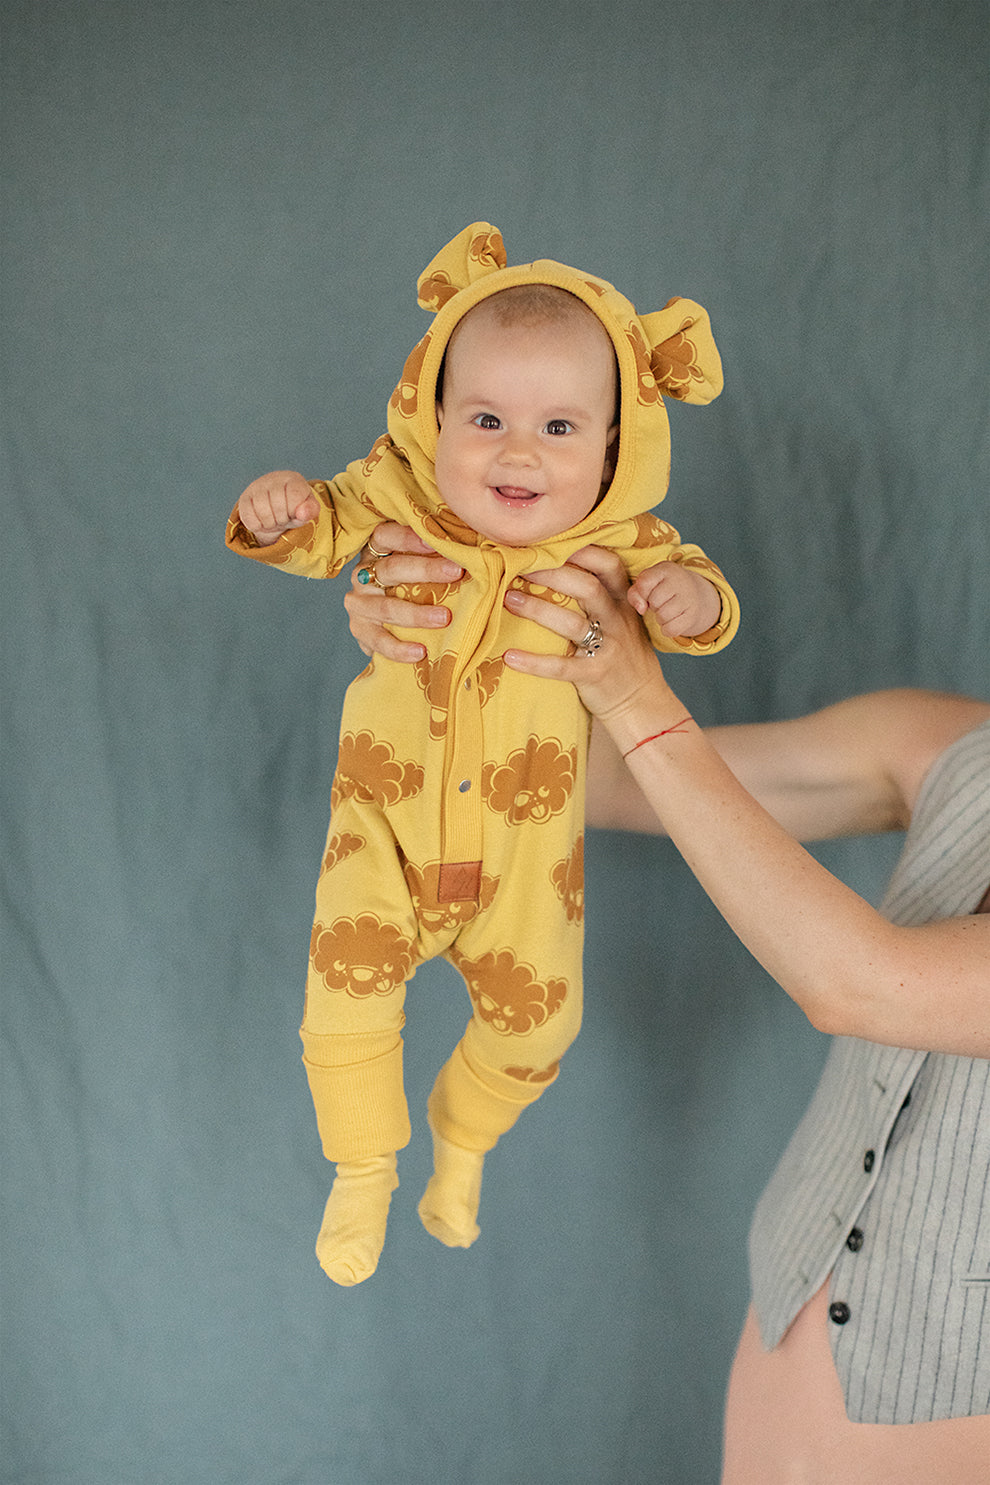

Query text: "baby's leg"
[417, 1123, 484, 1249]
[316, 1153, 399, 1286]
[416, 1033, 552, 1250]
[419, 932, 582, 1250]
[302, 840, 416, 1286]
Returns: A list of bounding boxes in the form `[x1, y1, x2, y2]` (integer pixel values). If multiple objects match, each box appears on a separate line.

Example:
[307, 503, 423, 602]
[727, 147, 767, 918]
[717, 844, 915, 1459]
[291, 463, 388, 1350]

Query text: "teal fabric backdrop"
[3, 1, 987, 1481]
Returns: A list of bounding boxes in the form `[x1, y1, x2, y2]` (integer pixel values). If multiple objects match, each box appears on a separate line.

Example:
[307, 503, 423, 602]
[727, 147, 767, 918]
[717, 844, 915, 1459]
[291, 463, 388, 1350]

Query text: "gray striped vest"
[748, 719, 990, 1423]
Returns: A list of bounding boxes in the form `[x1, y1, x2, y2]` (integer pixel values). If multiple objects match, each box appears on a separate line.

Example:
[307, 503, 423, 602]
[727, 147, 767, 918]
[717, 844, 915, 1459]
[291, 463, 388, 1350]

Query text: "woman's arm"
[588, 690, 990, 842]
[503, 548, 990, 1057]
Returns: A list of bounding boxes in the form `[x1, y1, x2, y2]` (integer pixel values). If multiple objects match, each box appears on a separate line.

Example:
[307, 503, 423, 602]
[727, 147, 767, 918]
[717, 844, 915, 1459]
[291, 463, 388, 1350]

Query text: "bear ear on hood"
[417, 222, 507, 312]
[639, 297, 723, 405]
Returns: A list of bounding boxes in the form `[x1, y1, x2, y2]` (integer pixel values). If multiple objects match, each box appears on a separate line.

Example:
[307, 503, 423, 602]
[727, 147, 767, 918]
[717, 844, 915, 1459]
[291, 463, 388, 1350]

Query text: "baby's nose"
[501, 430, 539, 464]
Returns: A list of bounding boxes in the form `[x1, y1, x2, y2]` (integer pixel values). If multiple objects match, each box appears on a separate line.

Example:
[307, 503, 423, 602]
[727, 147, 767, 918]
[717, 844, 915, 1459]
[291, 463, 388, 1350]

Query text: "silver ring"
[364, 539, 389, 561]
[575, 618, 603, 657]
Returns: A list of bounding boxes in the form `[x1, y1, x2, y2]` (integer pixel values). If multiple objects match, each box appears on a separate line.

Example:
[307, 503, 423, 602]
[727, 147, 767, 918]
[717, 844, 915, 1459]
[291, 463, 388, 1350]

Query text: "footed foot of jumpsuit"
[316, 1153, 399, 1286]
[417, 1123, 484, 1249]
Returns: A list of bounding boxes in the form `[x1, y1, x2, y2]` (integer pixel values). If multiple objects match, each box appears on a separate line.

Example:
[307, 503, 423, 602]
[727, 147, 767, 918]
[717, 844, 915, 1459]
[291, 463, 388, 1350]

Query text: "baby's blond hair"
[438, 286, 618, 413]
[478, 283, 594, 329]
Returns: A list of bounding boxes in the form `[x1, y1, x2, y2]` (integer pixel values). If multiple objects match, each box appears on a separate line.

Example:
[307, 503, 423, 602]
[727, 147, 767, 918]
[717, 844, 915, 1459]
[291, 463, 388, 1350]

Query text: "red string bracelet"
[621, 716, 694, 758]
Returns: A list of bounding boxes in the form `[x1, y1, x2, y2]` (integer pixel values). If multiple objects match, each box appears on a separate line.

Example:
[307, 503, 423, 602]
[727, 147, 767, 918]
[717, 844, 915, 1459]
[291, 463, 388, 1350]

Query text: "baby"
[227, 222, 740, 1285]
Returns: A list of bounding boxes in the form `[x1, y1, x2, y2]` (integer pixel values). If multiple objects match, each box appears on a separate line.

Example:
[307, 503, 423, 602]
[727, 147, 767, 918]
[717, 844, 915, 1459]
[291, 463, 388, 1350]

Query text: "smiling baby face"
[433, 287, 618, 547]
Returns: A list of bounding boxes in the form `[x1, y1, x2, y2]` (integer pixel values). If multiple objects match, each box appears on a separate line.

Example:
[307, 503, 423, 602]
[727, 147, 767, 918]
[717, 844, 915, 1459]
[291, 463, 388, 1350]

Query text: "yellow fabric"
[427, 1035, 559, 1154]
[417, 1128, 484, 1248]
[226, 221, 740, 1163]
[301, 1033, 410, 1160]
[315, 1154, 399, 1285]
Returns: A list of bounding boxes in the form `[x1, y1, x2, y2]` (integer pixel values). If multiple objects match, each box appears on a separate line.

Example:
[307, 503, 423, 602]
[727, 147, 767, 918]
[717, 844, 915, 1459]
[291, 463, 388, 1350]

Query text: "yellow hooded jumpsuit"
[226, 223, 740, 1164]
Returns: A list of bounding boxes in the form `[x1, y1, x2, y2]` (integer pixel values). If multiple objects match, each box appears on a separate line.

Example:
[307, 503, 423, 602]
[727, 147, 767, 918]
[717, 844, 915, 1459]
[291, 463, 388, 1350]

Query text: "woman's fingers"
[344, 526, 459, 661]
[503, 576, 623, 679]
[343, 587, 450, 661]
[352, 523, 462, 594]
[502, 587, 582, 649]
[503, 555, 668, 729]
[367, 521, 440, 557]
[525, 545, 631, 606]
[355, 553, 462, 590]
[505, 547, 633, 659]
[344, 587, 451, 632]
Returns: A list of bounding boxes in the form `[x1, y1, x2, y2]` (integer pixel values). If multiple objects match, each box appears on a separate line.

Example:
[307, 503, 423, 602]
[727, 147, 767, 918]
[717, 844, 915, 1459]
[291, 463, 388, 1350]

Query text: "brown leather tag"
[437, 861, 483, 903]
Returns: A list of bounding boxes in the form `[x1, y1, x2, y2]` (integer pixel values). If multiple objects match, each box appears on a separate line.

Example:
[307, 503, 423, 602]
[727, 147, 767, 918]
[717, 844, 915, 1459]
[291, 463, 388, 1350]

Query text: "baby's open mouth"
[494, 486, 541, 503]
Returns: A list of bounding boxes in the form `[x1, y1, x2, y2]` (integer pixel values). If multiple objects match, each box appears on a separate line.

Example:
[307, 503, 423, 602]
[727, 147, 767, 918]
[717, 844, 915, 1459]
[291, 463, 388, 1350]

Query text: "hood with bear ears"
[383, 221, 723, 534]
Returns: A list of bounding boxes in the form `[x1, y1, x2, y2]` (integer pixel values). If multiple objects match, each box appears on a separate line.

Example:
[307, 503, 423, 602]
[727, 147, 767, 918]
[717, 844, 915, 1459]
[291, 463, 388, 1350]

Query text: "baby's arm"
[237, 470, 321, 546]
[627, 561, 722, 639]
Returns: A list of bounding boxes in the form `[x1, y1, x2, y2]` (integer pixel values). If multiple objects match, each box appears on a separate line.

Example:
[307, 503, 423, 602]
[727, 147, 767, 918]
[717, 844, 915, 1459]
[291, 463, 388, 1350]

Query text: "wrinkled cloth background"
[3, 2, 987, 1481]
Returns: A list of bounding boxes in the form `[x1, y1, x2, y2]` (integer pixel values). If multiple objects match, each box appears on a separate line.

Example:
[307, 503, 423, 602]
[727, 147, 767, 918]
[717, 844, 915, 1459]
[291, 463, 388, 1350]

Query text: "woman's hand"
[343, 524, 463, 662]
[503, 546, 688, 753]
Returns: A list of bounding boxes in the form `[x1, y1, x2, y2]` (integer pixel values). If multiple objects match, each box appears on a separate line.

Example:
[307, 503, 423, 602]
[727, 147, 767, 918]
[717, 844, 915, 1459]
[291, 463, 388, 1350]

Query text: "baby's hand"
[237, 470, 320, 546]
[627, 561, 722, 638]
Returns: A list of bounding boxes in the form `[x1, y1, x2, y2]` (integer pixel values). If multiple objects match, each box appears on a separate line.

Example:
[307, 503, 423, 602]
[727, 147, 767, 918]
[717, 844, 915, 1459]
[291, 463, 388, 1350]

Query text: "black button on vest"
[863, 1149, 875, 1172]
[846, 1227, 864, 1252]
[829, 1301, 851, 1325]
